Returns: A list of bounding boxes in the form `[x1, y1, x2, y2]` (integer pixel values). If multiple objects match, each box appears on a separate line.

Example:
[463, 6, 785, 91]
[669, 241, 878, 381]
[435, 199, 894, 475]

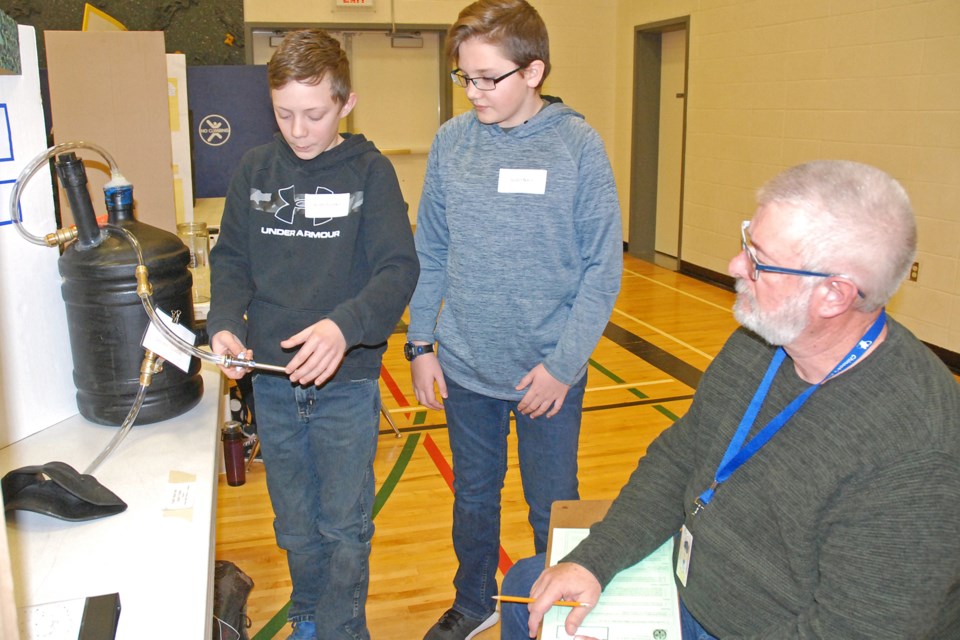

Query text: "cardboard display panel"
[45, 31, 177, 233]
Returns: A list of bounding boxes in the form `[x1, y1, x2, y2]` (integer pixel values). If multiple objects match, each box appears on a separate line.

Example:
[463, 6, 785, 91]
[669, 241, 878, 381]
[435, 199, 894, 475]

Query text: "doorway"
[627, 19, 689, 270]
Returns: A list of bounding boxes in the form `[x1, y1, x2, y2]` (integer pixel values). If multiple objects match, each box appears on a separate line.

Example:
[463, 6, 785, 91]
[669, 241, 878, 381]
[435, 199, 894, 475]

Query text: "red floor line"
[422, 434, 515, 576]
[380, 364, 415, 419]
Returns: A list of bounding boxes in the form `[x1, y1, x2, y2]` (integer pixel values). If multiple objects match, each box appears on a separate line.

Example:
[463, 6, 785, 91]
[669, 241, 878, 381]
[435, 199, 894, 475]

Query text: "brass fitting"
[135, 265, 153, 297]
[45, 226, 79, 247]
[139, 350, 164, 386]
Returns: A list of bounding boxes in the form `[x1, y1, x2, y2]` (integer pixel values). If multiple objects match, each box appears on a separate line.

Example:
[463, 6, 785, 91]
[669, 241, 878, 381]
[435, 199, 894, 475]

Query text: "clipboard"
[539, 500, 681, 640]
[538, 500, 612, 640]
[545, 500, 612, 561]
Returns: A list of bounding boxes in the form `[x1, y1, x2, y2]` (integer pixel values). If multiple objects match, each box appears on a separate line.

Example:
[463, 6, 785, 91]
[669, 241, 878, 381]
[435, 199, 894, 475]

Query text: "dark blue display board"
[187, 65, 278, 198]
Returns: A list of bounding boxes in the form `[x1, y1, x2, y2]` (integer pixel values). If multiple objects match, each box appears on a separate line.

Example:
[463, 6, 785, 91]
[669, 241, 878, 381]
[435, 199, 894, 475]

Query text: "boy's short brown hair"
[267, 29, 352, 104]
[446, 0, 551, 85]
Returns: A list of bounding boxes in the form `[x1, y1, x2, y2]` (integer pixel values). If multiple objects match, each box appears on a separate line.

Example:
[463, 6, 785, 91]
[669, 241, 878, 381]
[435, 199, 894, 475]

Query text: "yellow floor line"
[623, 267, 734, 313]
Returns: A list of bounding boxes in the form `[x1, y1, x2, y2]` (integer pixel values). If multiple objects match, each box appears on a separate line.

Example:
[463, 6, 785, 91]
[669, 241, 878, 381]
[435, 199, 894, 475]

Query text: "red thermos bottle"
[221, 421, 246, 486]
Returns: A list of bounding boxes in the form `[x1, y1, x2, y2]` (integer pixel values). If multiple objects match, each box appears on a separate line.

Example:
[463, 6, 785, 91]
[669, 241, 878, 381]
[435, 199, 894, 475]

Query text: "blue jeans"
[252, 373, 380, 640]
[501, 554, 718, 640]
[444, 373, 585, 620]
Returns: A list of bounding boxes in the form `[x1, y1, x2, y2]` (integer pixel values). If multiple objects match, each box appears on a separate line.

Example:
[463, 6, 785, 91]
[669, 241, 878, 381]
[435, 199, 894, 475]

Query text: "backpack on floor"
[212, 560, 254, 640]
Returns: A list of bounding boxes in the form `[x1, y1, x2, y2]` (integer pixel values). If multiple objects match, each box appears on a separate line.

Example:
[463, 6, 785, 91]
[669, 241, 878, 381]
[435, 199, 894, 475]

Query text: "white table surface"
[1, 366, 223, 639]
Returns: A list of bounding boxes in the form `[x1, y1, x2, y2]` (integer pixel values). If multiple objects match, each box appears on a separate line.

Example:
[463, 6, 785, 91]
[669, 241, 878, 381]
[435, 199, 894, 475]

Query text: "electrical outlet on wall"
[909, 261, 920, 282]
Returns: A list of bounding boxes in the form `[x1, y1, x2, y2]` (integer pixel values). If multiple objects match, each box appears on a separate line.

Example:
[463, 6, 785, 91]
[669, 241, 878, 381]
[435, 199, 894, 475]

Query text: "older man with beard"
[499, 160, 960, 640]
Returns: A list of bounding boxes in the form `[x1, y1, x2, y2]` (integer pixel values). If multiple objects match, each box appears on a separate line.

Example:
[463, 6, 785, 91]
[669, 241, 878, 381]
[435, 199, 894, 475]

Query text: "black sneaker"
[423, 608, 499, 640]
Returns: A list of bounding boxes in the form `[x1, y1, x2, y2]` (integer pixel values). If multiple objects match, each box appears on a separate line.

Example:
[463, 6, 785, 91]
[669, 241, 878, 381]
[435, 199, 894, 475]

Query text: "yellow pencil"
[492, 595, 592, 608]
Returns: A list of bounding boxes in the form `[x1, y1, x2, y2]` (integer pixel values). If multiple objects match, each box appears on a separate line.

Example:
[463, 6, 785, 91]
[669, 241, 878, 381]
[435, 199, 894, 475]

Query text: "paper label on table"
[18, 597, 85, 639]
[164, 480, 195, 510]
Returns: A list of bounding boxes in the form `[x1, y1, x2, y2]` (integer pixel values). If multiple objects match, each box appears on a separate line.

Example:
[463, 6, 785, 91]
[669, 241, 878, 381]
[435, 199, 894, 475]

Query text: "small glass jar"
[176, 222, 210, 303]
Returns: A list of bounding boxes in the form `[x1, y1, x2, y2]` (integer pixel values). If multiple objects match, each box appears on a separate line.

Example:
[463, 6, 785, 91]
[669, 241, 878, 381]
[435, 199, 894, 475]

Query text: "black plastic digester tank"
[56, 153, 203, 425]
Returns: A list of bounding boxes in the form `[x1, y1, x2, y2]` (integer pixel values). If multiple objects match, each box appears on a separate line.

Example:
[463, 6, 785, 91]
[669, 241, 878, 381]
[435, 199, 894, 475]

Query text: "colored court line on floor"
[603, 321, 704, 389]
[252, 433, 422, 639]
[622, 266, 734, 314]
[588, 358, 650, 400]
[252, 601, 290, 640]
[380, 364, 414, 415]
[381, 363, 429, 424]
[374, 432, 420, 519]
[423, 433, 515, 576]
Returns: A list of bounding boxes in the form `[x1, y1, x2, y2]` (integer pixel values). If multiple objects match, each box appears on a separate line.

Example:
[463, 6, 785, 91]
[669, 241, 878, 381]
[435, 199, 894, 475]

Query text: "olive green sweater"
[565, 320, 960, 638]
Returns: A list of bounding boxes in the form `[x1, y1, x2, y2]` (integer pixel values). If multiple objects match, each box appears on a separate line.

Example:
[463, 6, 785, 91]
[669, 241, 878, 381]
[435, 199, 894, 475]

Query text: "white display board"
[0, 25, 77, 449]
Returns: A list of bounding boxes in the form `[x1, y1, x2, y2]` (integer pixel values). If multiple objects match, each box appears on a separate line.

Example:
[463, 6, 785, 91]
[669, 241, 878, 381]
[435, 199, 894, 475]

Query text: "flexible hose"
[10, 142, 286, 473]
[84, 382, 148, 475]
[9, 141, 123, 246]
[107, 224, 286, 372]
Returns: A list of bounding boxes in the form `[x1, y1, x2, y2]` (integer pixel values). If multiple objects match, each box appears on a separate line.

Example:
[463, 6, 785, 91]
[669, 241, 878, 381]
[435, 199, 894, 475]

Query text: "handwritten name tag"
[498, 168, 547, 195]
[304, 192, 350, 218]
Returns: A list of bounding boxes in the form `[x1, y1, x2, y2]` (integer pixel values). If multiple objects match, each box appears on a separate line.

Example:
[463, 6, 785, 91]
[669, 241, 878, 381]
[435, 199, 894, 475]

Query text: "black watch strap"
[404, 342, 435, 361]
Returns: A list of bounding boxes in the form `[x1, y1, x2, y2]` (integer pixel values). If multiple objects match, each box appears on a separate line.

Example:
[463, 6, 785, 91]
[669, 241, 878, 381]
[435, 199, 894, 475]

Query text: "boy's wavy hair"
[446, 0, 551, 87]
[267, 29, 352, 105]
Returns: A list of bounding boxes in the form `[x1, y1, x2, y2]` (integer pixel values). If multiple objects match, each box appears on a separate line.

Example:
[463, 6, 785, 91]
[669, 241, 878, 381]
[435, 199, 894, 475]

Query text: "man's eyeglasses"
[450, 66, 523, 91]
[740, 220, 864, 298]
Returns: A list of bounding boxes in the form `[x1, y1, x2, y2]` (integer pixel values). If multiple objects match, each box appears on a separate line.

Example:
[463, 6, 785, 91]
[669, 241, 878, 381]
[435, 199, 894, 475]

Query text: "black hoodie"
[208, 132, 419, 380]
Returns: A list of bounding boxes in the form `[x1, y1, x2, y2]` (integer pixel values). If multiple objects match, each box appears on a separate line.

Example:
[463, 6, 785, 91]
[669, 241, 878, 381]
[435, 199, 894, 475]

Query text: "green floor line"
[373, 432, 420, 518]
[251, 602, 290, 640]
[588, 358, 649, 399]
[251, 433, 421, 639]
[413, 410, 427, 425]
[653, 405, 681, 422]
[589, 358, 686, 424]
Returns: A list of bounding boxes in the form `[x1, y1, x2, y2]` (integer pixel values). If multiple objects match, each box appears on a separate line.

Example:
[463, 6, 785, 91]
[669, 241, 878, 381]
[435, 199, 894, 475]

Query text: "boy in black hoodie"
[207, 29, 419, 640]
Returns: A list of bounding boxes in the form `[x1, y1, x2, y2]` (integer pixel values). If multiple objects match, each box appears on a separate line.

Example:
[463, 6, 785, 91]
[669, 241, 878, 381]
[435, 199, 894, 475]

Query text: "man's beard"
[733, 280, 814, 346]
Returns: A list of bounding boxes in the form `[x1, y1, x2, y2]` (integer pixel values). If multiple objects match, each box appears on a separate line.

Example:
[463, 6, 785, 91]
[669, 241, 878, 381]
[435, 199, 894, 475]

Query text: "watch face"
[404, 343, 432, 361]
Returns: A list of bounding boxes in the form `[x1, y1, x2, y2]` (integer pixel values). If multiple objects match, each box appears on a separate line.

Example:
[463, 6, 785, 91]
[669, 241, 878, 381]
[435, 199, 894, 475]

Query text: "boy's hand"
[527, 562, 601, 639]
[516, 364, 570, 418]
[281, 318, 347, 386]
[411, 353, 446, 410]
[211, 330, 252, 380]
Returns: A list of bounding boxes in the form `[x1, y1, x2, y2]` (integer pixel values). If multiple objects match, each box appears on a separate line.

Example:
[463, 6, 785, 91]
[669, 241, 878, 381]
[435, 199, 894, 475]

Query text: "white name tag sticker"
[498, 168, 547, 195]
[304, 192, 350, 218]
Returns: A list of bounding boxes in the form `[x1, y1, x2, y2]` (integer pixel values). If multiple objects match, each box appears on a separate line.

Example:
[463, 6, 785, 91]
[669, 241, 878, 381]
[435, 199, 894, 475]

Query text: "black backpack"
[213, 560, 254, 640]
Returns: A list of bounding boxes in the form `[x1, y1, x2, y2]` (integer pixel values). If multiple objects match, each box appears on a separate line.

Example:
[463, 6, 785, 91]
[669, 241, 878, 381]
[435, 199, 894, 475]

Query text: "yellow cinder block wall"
[245, 0, 960, 354]
[618, 0, 960, 353]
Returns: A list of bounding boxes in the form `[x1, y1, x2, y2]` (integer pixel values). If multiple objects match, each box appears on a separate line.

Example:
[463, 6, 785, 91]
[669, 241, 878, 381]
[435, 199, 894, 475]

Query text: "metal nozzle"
[45, 226, 80, 247]
[221, 353, 287, 374]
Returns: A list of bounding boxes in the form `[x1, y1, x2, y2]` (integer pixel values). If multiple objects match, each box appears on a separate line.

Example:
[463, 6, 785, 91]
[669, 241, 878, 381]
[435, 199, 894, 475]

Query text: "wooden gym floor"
[215, 253, 952, 639]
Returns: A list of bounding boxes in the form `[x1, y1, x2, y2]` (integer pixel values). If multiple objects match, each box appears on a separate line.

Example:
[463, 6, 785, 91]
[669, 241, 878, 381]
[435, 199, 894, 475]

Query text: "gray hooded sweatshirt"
[407, 98, 622, 399]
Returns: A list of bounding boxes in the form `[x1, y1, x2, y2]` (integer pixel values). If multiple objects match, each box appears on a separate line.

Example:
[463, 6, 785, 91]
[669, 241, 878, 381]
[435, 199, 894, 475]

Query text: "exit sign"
[336, 0, 374, 6]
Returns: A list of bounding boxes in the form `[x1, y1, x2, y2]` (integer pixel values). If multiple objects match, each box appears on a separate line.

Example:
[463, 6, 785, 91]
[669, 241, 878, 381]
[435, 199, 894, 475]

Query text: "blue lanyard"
[692, 309, 887, 515]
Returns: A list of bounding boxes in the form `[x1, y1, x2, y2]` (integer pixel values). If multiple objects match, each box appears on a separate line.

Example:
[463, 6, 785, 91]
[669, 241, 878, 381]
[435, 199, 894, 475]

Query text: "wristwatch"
[404, 342, 435, 361]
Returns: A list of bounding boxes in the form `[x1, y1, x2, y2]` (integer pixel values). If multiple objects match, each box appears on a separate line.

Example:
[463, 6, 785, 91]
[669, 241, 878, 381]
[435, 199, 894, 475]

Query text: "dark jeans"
[444, 373, 586, 619]
[253, 374, 379, 639]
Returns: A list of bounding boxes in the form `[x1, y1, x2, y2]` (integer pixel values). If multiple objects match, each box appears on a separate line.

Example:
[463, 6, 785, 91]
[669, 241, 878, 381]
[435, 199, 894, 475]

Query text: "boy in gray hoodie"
[405, 2, 623, 638]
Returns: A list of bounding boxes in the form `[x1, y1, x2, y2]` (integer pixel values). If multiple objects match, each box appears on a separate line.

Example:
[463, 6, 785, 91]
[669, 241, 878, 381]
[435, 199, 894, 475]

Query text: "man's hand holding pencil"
[520, 561, 602, 639]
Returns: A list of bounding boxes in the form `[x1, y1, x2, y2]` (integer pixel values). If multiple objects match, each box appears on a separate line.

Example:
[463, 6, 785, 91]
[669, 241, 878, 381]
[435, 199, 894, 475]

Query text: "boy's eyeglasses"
[740, 220, 865, 298]
[450, 67, 523, 91]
